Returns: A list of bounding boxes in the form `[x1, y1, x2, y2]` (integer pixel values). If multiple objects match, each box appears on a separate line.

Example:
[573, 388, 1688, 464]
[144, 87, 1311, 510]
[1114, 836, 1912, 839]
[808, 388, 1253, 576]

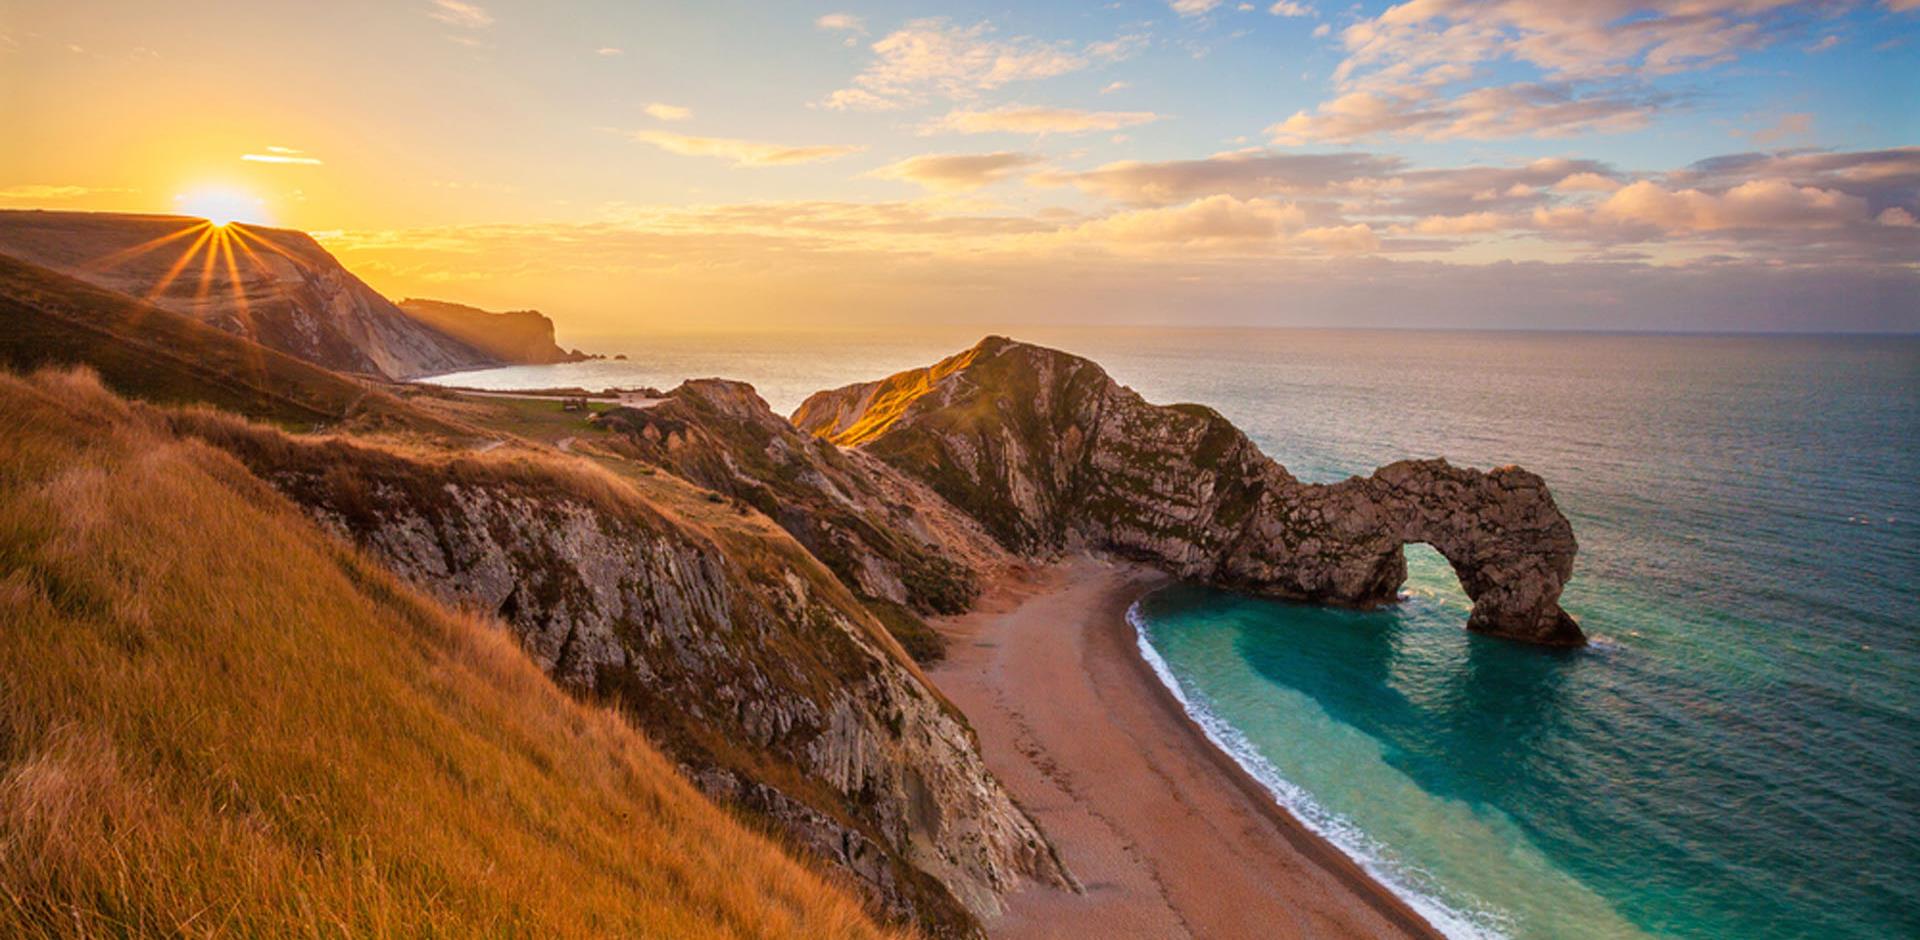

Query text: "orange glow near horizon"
[175, 186, 268, 229]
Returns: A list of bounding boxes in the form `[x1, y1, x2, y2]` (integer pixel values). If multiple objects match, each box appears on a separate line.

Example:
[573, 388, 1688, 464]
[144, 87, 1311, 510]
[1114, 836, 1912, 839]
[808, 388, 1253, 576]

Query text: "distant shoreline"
[930, 556, 1443, 939]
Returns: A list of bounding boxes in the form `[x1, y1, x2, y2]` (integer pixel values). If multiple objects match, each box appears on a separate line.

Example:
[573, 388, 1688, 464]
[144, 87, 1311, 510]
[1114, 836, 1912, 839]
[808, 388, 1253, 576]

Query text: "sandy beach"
[931, 555, 1442, 940]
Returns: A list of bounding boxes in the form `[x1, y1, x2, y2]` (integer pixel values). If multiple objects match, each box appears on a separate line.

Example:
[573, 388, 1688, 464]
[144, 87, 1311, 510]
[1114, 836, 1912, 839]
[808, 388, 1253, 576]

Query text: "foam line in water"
[1128, 599, 1507, 940]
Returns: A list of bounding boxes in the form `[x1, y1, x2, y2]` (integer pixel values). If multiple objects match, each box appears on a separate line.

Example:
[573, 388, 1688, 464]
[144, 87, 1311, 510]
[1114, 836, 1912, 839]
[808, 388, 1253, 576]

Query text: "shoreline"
[931, 555, 1442, 939]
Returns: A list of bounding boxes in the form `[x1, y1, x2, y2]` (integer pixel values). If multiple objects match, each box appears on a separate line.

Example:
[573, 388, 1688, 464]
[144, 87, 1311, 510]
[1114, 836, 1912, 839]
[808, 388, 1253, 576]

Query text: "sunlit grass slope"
[0, 367, 890, 939]
[0, 253, 464, 436]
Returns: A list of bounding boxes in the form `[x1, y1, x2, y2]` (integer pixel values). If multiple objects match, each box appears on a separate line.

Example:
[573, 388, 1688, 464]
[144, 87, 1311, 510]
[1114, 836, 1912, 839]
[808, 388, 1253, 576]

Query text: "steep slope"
[0, 367, 889, 938]
[0, 255, 1067, 932]
[0, 252, 466, 435]
[595, 379, 1013, 662]
[794, 336, 1583, 646]
[171, 405, 1069, 933]
[0, 210, 499, 379]
[399, 298, 585, 365]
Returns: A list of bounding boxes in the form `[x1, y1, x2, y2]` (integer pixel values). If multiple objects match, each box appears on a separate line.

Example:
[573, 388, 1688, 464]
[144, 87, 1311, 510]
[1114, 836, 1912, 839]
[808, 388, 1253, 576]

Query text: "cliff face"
[0, 211, 501, 380]
[794, 336, 1583, 646]
[596, 379, 1014, 660]
[171, 412, 1068, 934]
[399, 298, 582, 365]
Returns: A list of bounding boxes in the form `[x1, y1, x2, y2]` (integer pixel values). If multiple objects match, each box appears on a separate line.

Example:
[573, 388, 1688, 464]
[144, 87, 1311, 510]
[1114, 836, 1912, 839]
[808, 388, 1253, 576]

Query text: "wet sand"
[931, 555, 1442, 939]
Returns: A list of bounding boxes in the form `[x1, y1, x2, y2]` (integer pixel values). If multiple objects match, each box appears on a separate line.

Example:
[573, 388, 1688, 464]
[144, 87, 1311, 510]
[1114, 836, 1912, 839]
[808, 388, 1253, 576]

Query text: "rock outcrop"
[0, 210, 522, 380]
[172, 411, 1070, 935]
[398, 298, 585, 365]
[595, 379, 1014, 661]
[794, 336, 1583, 646]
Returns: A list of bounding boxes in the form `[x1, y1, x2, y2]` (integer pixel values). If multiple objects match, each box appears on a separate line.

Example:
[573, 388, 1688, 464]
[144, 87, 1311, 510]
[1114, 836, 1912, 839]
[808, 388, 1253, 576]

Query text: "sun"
[175, 186, 266, 227]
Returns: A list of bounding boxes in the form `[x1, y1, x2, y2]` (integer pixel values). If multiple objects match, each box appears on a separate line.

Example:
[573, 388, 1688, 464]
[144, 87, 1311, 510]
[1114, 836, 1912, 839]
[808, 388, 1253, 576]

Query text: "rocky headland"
[795, 335, 1582, 646]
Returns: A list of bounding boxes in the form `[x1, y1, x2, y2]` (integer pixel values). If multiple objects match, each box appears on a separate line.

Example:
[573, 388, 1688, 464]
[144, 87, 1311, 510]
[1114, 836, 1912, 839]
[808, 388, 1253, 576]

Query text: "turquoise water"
[434, 329, 1919, 939]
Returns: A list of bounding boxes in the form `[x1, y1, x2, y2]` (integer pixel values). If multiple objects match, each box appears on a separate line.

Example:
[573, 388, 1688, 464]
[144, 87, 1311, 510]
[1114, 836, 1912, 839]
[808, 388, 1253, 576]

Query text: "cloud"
[1554, 171, 1622, 192]
[1034, 150, 1404, 203]
[242, 146, 323, 165]
[1170, 0, 1224, 15]
[596, 47, 623, 56]
[815, 13, 866, 34]
[869, 152, 1046, 191]
[1101, 81, 1132, 95]
[643, 102, 693, 121]
[629, 131, 863, 167]
[0, 184, 132, 200]
[1270, 83, 1663, 143]
[1269, 2, 1314, 17]
[1334, 1, 1802, 88]
[1403, 211, 1512, 235]
[1879, 207, 1917, 227]
[1585, 179, 1870, 233]
[1040, 195, 1382, 255]
[822, 19, 1142, 110]
[427, 0, 492, 29]
[922, 105, 1163, 135]
[1751, 112, 1812, 146]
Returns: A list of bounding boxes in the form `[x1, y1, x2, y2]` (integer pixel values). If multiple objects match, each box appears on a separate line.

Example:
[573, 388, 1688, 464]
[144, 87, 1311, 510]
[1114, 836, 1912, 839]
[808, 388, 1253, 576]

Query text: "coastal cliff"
[794, 336, 1582, 646]
[594, 379, 1014, 661]
[170, 409, 1069, 934]
[0, 211, 574, 380]
[399, 298, 587, 365]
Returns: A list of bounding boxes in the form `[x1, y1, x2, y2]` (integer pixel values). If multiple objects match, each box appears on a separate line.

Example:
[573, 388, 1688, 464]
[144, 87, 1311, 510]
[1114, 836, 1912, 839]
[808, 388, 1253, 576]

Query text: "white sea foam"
[1128, 599, 1509, 940]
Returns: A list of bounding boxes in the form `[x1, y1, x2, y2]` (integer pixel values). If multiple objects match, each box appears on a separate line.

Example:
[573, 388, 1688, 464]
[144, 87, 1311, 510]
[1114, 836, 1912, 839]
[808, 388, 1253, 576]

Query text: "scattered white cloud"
[1101, 80, 1132, 95]
[1269, 2, 1313, 17]
[427, 0, 492, 29]
[1313, 23, 1331, 38]
[629, 130, 863, 167]
[1878, 206, 1917, 226]
[1270, 83, 1663, 143]
[643, 102, 693, 121]
[869, 152, 1046, 191]
[822, 19, 1144, 110]
[597, 47, 624, 56]
[1169, 0, 1223, 16]
[815, 13, 866, 34]
[923, 105, 1163, 136]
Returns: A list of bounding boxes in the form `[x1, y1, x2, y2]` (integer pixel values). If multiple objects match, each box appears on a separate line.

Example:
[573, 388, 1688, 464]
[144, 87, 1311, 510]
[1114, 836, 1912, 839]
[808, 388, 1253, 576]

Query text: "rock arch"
[1230, 460, 1584, 646]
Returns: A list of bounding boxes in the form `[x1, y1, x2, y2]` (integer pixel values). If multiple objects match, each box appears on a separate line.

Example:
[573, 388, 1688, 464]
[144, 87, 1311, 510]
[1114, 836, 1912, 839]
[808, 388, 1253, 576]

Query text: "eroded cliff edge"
[794, 336, 1583, 646]
[170, 410, 1071, 935]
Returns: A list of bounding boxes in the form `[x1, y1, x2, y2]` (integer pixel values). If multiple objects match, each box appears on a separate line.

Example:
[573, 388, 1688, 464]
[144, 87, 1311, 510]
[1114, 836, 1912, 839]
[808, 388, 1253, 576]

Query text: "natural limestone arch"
[1227, 460, 1584, 647]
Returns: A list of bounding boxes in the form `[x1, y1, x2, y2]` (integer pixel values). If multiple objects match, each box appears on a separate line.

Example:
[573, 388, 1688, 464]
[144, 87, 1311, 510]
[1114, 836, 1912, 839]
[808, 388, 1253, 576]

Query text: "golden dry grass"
[0, 367, 893, 939]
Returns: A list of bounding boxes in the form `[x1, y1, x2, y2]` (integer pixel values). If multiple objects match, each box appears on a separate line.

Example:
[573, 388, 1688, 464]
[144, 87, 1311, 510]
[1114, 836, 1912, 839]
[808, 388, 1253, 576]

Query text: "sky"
[2, 0, 1918, 335]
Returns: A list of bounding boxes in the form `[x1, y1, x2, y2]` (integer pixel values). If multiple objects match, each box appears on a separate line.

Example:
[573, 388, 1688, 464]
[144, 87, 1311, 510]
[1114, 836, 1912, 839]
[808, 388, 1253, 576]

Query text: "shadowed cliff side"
[399, 298, 587, 365]
[794, 336, 1583, 646]
[593, 379, 1015, 663]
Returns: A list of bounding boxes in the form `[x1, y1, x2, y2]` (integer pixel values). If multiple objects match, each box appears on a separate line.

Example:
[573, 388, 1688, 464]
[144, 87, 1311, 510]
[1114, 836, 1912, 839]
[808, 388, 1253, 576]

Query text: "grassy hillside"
[0, 252, 464, 436]
[0, 367, 890, 938]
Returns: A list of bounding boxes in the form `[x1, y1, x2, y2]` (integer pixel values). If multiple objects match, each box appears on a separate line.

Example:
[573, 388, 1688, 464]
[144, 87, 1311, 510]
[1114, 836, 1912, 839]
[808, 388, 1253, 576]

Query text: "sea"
[428, 328, 1919, 940]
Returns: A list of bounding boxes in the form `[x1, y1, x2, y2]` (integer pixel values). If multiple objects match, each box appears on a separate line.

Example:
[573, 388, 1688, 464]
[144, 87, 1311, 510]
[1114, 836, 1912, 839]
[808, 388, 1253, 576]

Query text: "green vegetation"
[0, 367, 890, 939]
